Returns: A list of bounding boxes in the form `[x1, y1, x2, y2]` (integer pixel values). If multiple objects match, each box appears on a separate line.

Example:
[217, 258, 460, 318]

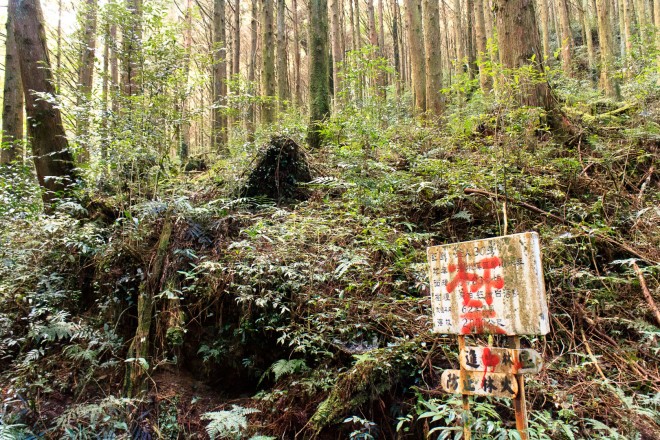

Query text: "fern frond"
[202, 405, 260, 440]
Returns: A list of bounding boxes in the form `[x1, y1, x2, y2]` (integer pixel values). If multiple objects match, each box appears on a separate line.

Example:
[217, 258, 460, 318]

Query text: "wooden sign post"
[427, 232, 549, 440]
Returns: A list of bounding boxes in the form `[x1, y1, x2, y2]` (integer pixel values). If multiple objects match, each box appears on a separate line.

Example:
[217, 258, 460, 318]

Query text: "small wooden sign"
[427, 232, 550, 335]
[460, 347, 542, 374]
[441, 369, 518, 398]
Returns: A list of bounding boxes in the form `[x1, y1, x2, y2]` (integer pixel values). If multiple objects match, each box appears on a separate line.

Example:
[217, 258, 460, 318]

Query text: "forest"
[0, 0, 659, 438]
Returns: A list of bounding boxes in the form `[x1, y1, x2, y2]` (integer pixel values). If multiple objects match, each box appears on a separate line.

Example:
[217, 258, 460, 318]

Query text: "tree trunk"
[391, 0, 401, 94]
[404, 0, 426, 113]
[354, 0, 362, 50]
[655, 0, 660, 85]
[307, 0, 330, 148]
[473, 0, 491, 92]
[494, 0, 553, 109]
[110, 23, 119, 114]
[179, 0, 194, 160]
[101, 20, 110, 160]
[557, 0, 573, 74]
[349, 0, 357, 51]
[233, 0, 240, 77]
[367, 0, 378, 47]
[246, 0, 258, 138]
[292, 0, 302, 106]
[483, 0, 496, 62]
[538, 0, 551, 60]
[12, 0, 77, 207]
[378, 0, 385, 51]
[261, 0, 276, 123]
[636, 0, 648, 48]
[595, 0, 620, 98]
[276, 0, 290, 106]
[76, 0, 98, 162]
[1, 0, 24, 165]
[581, 0, 596, 72]
[441, 0, 452, 85]
[466, 0, 476, 78]
[423, 0, 443, 113]
[122, 0, 142, 97]
[213, 0, 228, 151]
[623, 0, 634, 76]
[330, 0, 343, 99]
[56, 0, 62, 92]
[453, 0, 464, 75]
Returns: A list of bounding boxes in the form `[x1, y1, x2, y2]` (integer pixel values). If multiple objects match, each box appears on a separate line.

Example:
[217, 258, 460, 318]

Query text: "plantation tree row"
[2, 0, 660, 204]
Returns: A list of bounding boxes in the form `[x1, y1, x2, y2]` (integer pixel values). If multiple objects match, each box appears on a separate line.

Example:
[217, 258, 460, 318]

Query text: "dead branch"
[632, 263, 660, 327]
[464, 187, 659, 265]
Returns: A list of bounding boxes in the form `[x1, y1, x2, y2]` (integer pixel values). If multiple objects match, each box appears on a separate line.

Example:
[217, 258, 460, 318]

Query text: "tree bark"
[213, 0, 228, 151]
[367, 0, 378, 46]
[330, 0, 343, 99]
[307, 0, 330, 148]
[473, 0, 491, 92]
[12, 0, 77, 207]
[76, 0, 98, 161]
[483, 0, 496, 62]
[378, 0, 385, 51]
[1, 0, 24, 165]
[110, 23, 119, 114]
[557, 0, 573, 75]
[494, 0, 553, 109]
[595, 0, 620, 99]
[423, 0, 443, 113]
[246, 0, 258, 138]
[56, 0, 62, 92]
[404, 0, 426, 113]
[391, 0, 401, 94]
[453, 0, 464, 75]
[538, 0, 551, 60]
[292, 0, 302, 106]
[122, 0, 142, 97]
[581, 0, 596, 72]
[233, 0, 240, 77]
[466, 0, 476, 78]
[276, 0, 290, 106]
[261, 0, 276, 123]
[101, 19, 110, 160]
[636, 0, 648, 48]
[623, 0, 634, 76]
[179, 0, 194, 160]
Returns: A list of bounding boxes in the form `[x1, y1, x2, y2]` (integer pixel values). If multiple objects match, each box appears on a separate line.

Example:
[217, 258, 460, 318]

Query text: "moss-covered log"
[123, 217, 173, 397]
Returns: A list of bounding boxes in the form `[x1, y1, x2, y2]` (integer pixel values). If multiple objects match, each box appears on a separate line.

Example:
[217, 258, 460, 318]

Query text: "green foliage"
[55, 396, 136, 438]
[203, 405, 260, 440]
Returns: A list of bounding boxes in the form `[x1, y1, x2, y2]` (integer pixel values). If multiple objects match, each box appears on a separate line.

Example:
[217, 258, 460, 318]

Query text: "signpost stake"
[509, 336, 529, 440]
[457, 335, 471, 440]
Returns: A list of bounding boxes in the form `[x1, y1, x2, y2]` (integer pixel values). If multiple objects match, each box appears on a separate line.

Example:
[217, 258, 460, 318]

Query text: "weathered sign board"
[460, 347, 542, 374]
[427, 232, 549, 335]
[441, 369, 518, 398]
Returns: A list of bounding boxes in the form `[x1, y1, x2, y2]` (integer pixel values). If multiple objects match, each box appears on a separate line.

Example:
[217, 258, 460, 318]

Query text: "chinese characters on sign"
[441, 369, 518, 398]
[427, 232, 550, 336]
[460, 347, 543, 374]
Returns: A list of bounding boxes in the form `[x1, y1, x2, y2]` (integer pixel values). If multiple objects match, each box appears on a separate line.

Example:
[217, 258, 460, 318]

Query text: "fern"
[258, 359, 309, 385]
[203, 405, 260, 440]
[0, 424, 26, 440]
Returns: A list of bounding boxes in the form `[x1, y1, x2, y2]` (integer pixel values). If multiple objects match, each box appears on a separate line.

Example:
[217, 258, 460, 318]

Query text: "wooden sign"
[427, 232, 550, 335]
[460, 347, 542, 374]
[441, 369, 518, 398]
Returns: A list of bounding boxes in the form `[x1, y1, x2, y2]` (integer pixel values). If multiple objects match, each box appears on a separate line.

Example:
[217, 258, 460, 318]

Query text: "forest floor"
[1, 83, 659, 439]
